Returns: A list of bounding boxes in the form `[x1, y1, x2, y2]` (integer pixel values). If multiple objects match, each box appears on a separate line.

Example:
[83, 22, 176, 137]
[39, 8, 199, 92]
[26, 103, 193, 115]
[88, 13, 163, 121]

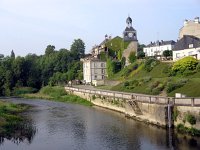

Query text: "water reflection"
[1, 98, 200, 150]
[0, 117, 37, 145]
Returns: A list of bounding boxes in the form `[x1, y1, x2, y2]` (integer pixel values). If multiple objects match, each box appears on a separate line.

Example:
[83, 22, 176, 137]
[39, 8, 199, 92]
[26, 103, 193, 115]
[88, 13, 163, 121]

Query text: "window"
[101, 63, 104, 67]
[189, 44, 194, 48]
[94, 63, 96, 67]
[176, 53, 180, 58]
[94, 75, 97, 79]
[102, 75, 104, 79]
[102, 69, 104, 74]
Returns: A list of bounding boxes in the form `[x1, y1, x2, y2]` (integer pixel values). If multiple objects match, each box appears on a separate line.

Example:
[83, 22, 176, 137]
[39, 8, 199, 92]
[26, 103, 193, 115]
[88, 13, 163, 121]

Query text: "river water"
[0, 98, 200, 150]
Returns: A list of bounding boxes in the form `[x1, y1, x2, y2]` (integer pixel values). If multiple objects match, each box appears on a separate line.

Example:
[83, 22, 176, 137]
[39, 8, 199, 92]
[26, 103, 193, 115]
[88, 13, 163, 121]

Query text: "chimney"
[184, 19, 188, 26]
[194, 17, 199, 24]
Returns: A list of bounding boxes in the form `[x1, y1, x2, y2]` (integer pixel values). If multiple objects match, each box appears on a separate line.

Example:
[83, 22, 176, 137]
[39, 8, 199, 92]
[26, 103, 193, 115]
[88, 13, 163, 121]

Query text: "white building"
[82, 58, 107, 86]
[173, 35, 200, 61]
[143, 40, 176, 58]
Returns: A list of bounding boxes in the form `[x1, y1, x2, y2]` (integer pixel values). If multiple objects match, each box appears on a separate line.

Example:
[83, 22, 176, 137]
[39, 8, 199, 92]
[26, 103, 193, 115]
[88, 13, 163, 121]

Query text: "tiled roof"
[173, 35, 200, 51]
[146, 40, 176, 47]
[124, 27, 136, 32]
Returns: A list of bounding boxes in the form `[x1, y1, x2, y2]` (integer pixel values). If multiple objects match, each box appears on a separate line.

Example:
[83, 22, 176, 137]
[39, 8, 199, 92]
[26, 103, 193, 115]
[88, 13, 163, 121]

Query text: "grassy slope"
[22, 86, 92, 106]
[108, 61, 200, 97]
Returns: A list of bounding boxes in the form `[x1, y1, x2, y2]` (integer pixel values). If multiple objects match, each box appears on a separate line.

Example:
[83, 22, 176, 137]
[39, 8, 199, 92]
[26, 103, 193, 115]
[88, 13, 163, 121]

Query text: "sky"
[0, 0, 199, 56]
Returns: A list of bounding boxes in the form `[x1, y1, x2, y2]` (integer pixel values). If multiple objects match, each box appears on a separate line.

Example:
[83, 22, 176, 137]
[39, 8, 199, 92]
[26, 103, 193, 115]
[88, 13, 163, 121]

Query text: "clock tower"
[123, 16, 137, 42]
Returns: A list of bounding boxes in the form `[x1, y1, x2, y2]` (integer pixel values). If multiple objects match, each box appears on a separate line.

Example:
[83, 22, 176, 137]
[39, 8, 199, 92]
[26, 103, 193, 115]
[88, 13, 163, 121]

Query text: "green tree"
[137, 51, 145, 59]
[45, 45, 55, 56]
[70, 39, 85, 60]
[163, 50, 172, 59]
[128, 52, 136, 63]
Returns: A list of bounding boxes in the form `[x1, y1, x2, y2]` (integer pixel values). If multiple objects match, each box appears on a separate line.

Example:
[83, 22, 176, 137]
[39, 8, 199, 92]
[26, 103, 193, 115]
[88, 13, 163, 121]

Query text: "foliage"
[23, 86, 92, 106]
[137, 51, 145, 59]
[144, 58, 159, 72]
[176, 123, 200, 136]
[128, 52, 136, 63]
[166, 79, 188, 93]
[171, 57, 198, 75]
[70, 39, 85, 60]
[99, 52, 107, 61]
[163, 50, 172, 59]
[0, 39, 85, 96]
[173, 107, 179, 121]
[13, 87, 38, 95]
[185, 113, 196, 125]
[106, 58, 121, 78]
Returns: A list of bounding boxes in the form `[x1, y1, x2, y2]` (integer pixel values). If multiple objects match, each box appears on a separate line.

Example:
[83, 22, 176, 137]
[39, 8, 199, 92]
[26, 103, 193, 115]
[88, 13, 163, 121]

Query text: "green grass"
[22, 86, 93, 106]
[168, 78, 200, 97]
[107, 60, 200, 97]
[0, 101, 29, 133]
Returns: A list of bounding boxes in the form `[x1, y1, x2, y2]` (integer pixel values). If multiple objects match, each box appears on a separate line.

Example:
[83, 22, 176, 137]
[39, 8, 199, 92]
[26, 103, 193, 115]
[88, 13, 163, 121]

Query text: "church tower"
[122, 16, 138, 66]
[123, 16, 137, 42]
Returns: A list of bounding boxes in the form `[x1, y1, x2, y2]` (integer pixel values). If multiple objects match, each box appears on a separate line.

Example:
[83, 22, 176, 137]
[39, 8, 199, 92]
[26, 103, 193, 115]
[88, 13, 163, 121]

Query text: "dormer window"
[189, 44, 194, 48]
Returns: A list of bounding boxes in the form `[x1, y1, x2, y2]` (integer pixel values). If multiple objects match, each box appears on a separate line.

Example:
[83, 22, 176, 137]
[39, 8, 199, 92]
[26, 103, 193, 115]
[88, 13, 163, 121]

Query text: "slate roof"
[124, 27, 136, 32]
[173, 35, 200, 51]
[146, 40, 176, 47]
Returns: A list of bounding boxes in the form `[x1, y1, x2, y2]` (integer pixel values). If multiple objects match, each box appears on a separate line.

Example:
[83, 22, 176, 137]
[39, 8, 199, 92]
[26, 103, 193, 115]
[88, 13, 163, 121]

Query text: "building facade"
[179, 17, 200, 39]
[82, 58, 107, 85]
[143, 40, 176, 58]
[173, 35, 200, 61]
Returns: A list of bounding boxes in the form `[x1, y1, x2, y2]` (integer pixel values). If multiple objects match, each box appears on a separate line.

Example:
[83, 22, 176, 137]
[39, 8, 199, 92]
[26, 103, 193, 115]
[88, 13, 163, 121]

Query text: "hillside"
[98, 58, 200, 97]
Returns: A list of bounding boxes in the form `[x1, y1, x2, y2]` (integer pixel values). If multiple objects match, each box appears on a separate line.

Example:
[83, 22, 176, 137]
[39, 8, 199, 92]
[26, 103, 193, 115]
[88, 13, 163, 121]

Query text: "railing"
[65, 86, 200, 107]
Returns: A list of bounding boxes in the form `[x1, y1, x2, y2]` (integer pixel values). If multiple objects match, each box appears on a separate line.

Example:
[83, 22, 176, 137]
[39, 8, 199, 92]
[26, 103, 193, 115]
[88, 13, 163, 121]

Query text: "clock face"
[128, 32, 133, 38]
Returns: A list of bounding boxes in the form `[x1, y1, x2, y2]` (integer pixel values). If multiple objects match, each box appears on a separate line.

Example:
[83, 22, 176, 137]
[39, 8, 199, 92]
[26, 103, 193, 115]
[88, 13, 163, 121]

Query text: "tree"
[163, 50, 172, 59]
[70, 39, 85, 60]
[137, 51, 145, 59]
[11, 50, 15, 59]
[128, 52, 136, 63]
[45, 45, 55, 56]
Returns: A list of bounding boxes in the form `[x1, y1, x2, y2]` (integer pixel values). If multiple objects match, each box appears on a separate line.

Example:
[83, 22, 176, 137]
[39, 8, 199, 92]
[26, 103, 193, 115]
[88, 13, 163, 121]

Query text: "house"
[173, 35, 200, 61]
[92, 35, 111, 58]
[179, 17, 200, 39]
[143, 40, 176, 58]
[81, 57, 107, 86]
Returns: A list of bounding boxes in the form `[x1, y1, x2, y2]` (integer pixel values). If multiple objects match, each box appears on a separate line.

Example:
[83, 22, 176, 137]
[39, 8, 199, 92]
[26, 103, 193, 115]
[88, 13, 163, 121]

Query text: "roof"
[173, 35, 200, 51]
[124, 27, 136, 32]
[126, 16, 132, 23]
[146, 40, 176, 47]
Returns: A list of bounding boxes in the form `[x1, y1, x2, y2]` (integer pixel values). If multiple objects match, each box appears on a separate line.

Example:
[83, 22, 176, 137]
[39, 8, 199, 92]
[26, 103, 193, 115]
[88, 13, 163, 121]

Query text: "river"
[0, 98, 200, 150]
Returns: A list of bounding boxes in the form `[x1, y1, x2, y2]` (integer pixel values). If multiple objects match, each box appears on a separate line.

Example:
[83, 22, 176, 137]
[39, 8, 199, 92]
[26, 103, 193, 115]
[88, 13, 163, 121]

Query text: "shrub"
[177, 123, 186, 133]
[144, 58, 159, 72]
[185, 113, 196, 125]
[128, 52, 136, 63]
[172, 57, 198, 75]
[13, 87, 38, 95]
[166, 79, 188, 93]
[124, 81, 129, 87]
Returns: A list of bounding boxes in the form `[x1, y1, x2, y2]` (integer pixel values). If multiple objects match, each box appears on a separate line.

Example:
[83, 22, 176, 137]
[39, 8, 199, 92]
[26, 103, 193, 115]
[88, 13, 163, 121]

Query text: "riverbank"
[0, 100, 30, 134]
[21, 86, 92, 106]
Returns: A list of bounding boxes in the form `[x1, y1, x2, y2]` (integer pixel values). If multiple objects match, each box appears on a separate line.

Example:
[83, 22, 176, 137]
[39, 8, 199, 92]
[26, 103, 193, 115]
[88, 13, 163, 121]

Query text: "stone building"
[143, 40, 176, 58]
[122, 16, 138, 65]
[179, 17, 200, 39]
[81, 57, 107, 86]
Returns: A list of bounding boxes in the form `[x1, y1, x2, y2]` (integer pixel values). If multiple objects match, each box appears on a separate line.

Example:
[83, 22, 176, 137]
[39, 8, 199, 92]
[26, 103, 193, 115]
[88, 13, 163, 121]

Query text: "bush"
[185, 113, 196, 125]
[13, 87, 38, 95]
[128, 52, 136, 63]
[144, 58, 159, 72]
[40, 86, 67, 98]
[166, 79, 188, 93]
[172, 57, 198, 75]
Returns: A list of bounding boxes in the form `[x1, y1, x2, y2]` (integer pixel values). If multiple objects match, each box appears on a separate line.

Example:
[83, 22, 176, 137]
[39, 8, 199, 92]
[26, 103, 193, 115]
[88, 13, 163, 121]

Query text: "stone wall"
[65, 86, 200, 130]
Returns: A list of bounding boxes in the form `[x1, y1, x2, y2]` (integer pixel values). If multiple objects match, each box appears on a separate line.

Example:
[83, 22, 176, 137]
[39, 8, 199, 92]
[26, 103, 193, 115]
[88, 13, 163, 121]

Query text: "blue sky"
[0, 0, 199, 56]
